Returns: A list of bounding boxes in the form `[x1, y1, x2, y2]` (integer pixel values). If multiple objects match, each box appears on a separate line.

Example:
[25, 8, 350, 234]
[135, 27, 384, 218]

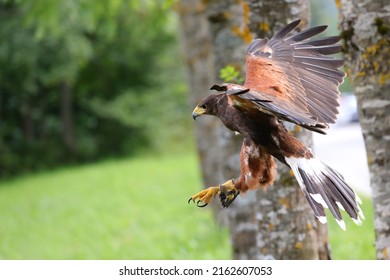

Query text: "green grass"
[327, 195, 376, 259]
[0, 154, 230, 259]
[0, 153, 375, 259]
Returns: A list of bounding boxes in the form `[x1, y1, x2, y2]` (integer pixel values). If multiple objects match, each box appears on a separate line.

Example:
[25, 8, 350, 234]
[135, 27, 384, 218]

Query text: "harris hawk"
[188, 19, 364, 230]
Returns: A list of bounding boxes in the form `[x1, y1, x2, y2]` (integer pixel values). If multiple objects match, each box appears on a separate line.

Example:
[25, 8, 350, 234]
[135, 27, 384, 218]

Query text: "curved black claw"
[196, 200, 208, 208]
[188, 197, 208, 207]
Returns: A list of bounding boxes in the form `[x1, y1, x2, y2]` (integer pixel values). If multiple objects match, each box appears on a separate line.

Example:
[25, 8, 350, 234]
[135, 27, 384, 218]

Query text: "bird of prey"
[189, 19, 364, 230]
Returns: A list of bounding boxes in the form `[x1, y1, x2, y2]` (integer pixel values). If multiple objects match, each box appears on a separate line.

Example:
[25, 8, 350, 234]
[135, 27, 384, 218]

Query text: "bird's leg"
[188, 179, 240, 208]
[219, 179, 240, 208]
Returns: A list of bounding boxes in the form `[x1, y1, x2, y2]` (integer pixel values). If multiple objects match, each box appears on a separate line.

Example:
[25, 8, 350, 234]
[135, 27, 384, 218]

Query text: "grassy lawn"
[0, 153, 375, 259]
[327, 195, 375, 259]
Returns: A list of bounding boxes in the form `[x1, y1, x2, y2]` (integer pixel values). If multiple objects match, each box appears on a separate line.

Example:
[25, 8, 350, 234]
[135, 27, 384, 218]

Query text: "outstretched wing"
[234, 19, 346, 132]
[222, 84, 327, 134]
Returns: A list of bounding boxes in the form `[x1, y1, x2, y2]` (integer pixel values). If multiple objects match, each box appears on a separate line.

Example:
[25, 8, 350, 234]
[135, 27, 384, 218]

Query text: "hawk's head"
[192, 94, 223, 120]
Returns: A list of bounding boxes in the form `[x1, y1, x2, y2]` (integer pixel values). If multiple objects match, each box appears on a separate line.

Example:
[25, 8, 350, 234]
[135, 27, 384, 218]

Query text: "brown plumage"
[189, 19, 365, 230]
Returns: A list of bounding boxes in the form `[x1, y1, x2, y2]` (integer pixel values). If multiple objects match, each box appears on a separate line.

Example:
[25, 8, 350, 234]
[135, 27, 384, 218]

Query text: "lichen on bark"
[339, 0, 390, 260]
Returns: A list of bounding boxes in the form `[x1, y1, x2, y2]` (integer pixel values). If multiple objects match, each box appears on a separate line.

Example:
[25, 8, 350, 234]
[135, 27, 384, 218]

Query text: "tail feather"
[286, 156, 364, 230]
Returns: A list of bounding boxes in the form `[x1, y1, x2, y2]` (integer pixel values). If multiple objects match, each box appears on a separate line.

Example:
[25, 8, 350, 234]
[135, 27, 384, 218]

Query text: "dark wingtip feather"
[273, 19, 301, 39]
[295, 45, 341, 55]
[286, 25, 328, 43]
[303, 36, 341, 46]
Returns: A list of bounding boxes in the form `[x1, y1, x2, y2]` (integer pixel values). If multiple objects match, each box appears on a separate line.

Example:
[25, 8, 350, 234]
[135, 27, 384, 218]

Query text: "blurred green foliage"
[219, 65, 244, 84]
[0, 0, 189, 177]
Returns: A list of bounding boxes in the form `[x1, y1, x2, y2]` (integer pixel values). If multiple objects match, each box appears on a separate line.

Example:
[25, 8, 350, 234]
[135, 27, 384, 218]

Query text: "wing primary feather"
[286, 25, 328, 42]
[298, 68, 342, 94]
[296, 36, 341, 46]
[306, 97, 337, 124]
[295, 45, 341, 55]
[273, 19, 301, 39]
[295, 56, 344, 68]
[243, 20, 346, 129]
[295, 61, 345, 82]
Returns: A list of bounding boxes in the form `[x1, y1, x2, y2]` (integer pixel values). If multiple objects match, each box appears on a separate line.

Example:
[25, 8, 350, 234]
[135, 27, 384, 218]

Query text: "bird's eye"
[201, 105, 207, 109]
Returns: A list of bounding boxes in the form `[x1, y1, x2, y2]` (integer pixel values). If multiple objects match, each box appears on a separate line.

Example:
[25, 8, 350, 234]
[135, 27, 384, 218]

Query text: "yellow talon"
[188, 179, 240, 208]
[188, 186, 220, 207]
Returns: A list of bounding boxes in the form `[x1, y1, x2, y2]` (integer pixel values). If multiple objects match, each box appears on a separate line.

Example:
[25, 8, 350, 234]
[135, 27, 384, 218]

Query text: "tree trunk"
[178, 0, 329, 259]
[229, 0, 329, 260]
[339, 0, 390, 260]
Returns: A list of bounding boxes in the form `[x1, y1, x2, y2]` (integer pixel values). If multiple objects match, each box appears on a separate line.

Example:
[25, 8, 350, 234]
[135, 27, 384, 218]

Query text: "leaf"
[219, 65, 244, 84]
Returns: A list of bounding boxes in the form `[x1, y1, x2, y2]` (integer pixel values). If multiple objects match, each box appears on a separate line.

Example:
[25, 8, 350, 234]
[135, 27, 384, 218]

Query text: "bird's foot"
[219, 179, 240, 208]
[188, 186, 220, 207]
[188, 179, 239, 208]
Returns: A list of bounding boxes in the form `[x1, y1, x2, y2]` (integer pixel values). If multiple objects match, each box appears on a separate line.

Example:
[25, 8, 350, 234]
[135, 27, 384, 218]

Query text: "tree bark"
[178, 0, 329, 259]
[339, 0, 390, 260]
[229, 0, 329, 260]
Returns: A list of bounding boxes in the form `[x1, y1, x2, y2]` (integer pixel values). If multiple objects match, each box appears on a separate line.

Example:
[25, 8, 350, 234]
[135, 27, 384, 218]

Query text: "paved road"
[312, 123, 371, 196]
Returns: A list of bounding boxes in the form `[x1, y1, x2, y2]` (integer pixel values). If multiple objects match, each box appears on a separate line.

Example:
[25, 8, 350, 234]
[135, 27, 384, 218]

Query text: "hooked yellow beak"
[192, 106, 206, 120]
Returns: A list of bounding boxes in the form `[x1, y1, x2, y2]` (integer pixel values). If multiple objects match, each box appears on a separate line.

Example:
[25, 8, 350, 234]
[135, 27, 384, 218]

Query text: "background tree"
[0, 0, 188, 177]
[178, 0, 329, 259]
[339, 0, 390, 260]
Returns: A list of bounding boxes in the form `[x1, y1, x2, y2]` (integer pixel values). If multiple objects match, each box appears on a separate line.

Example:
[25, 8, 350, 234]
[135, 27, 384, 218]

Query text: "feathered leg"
[188, 138, 277, 208]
